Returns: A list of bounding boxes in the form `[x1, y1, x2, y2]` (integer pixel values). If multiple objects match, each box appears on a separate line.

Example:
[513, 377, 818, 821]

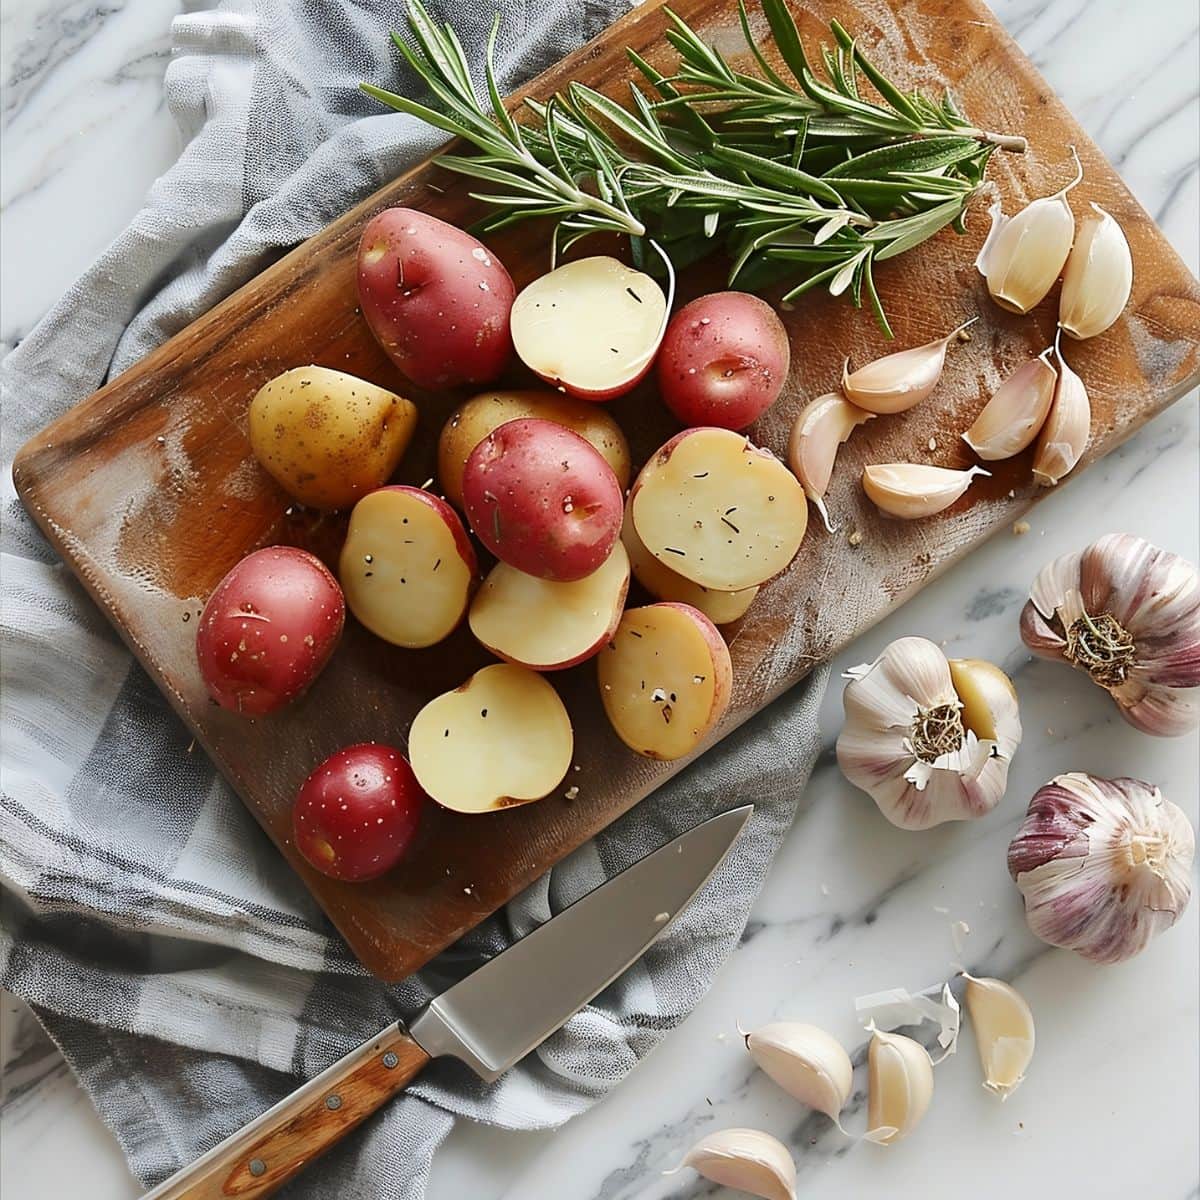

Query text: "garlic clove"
[947, 657, 1022, 754]
[978, 149, 1083, 314]
[1059, 202, 1133, 339]
[1032, 335, 1090, 485]
[962, 349, 1057, 461]
[962, 975, 1035, 1098]
[841, 318, 976, 415]
[866, 1028, 934, 1145]
[862, 462, 989, 519]
[786, 393, 875, 531]
[667, 1128, 796, 1200]
[743, 1022, 853, 1120]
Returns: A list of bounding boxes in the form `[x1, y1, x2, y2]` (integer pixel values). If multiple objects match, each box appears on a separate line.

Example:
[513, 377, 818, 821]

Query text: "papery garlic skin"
[668, 1128, 796, 1200]
[866, 1029, 934, 1145]
[837, 637, 1021, 829]
[787, 393, 874, 532]
[962, 350, 1057, 461]
[1008, 773, 1194, 964]
[1020, 533, 1200, 735]
[862, 463, 989, 520]
[1032, 336, 1090, 485]
[743, 1022, 853, 1120]
[1059, 203, 1133, 339]
[842, 319, 976, 415]
[962, 975, 1035, 1098]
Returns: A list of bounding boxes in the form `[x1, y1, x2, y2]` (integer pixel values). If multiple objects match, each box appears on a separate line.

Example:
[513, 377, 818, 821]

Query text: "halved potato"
[630, 427, 808, 591]
[621, 510, 757, 626]
[339, 486, 476, 648]
[408, 664, 573, 812]
[597, 603, 732, 761]
[470, 542, 630, 671]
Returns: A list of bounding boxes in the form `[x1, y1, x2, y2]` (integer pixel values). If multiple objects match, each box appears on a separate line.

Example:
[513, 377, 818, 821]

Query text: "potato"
[248, 366, 416, 511]
[357, 208, 514, 389]
[462, 418, 623, 582]
[438, 389, 632, 510]
[469, 541, 630, 671]
[597, 603, 732, 760]
[409, 664, 573, 812]
[656, 292, 790, 430]
[621, 509, 758, 626]
[630, 428, 808, 591]
[196, 546, 344, 715]
[509, 256, 668, 401]
[339, 486, 476, 648]
[293, 743, 425, 881]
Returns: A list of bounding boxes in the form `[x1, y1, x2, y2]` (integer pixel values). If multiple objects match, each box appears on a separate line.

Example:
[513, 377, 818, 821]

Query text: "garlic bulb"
[1032, 334, 1090, 485]
[666, 1128, 796, 1200]
[742, 1022, 853, 1120]
[837, 637, 1022, 829]
[1008, 772, 1194, 963]
[962, 349, 1057, 461]
[1059, 202, 1133, 339]
[976, 148, 1083, 313]
[842, 318, 977, 414]
[862, 463, 989, 519]
[787, 393, 875, 531]
[962, 975, 1035, 1098]
[1020, 533, 1200, 735]
[866, 1028, 934, 1145]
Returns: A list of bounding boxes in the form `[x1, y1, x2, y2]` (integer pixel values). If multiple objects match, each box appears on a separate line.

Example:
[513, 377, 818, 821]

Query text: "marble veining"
[1, 0, 1197, 1198]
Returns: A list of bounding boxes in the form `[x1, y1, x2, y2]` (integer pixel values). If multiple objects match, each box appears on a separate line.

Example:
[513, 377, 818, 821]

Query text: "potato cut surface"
[631, 428, 808, 591]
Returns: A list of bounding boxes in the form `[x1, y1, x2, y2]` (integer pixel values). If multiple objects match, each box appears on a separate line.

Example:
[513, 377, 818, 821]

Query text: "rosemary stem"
[960, 128, 1028, 152]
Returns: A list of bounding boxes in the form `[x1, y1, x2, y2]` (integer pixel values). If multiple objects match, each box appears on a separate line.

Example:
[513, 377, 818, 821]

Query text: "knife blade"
[141, 804, 752, 1200]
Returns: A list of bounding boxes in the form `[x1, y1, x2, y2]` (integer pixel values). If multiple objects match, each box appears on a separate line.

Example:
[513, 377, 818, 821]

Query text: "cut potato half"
[631, 428, 808, 591]
[621, 510, 757, 625]
[510, 257, 668, 401]
[339, 486, 476, 648]
[597, 603, 732, 760]
[409, 664, 573, 813]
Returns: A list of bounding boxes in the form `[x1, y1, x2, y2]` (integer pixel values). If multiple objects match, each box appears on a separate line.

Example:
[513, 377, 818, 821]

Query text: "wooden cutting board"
[13, 0, 1200, 980]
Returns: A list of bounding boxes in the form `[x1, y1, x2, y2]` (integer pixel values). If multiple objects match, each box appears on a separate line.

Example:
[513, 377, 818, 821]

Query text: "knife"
[141, 804, 752, 1199]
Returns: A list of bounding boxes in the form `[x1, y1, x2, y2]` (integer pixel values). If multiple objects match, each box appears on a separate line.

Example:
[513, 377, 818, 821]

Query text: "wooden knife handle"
[141, 1024, 429, 1200]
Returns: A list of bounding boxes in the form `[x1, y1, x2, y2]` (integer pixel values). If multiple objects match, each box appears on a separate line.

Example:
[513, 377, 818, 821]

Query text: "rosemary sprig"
[362, 0, 1025, 335]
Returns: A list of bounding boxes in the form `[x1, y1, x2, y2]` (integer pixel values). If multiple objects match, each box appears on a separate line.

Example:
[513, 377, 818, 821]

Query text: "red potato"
[462, 418, 623, 582]
[196, 546, 344, 715]
[357, 208, 514, 389]
[597, 603, 732, 760]
[509, 256, 668, 401]
[293, 743, 424, 881]
[656, 292, 790, 430]
[469, 541, 630, 671]
[339, 486, 476, 648]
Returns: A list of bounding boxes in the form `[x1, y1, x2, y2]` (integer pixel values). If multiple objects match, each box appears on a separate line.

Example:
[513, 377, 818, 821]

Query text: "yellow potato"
[248, 366, 416, 510]
[437, 389, 631, 510]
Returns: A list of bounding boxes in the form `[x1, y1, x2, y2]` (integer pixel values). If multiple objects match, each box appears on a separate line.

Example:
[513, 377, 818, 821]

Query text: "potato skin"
[656, 292, 790, 430]
[248, 366, 416, 511]
[438, 389, 632, 510]
[357, 208, 514, 389]
[462, 418, 623, 582]
[196, 547, 344, 716]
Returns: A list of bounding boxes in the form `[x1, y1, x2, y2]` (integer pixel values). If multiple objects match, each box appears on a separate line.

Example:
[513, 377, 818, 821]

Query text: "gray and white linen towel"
[0, 2, 830, 1195]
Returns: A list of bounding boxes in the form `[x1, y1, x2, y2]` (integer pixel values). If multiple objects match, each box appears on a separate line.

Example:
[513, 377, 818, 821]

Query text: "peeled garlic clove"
[667, 1128, 796, 1200]
[962, 349, 1057, 461]
[841, 318, 976, 415]
[743, 1022, 853, 1120]
[866, 1028, 934, 1145]
[1032, 336, 1090, 485]
[1009, 772, 1194, 963]
[962, 975, 1035, 1098]
[947, 657, 1022, 755]
[787, 393, 875, 531]
[862, 462, 989, 519]
[1059, 202, 1133, 339]
[978, 149, 1083, 314]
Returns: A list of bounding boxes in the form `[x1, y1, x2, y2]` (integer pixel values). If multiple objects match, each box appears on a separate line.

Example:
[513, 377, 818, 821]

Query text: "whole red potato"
[196, 546, 344, 716]
[462, 418, 623, 582]
[293, 743, 424, 882]
[656, 292, 790, 430]
[357, 208, 514, 389]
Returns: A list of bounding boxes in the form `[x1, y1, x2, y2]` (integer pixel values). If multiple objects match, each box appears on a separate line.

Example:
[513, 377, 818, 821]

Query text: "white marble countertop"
[1, 1, 1197, 1197]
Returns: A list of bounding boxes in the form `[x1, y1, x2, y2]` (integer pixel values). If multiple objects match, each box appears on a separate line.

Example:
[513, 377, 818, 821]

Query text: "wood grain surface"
[13, 0, 1200, 980]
